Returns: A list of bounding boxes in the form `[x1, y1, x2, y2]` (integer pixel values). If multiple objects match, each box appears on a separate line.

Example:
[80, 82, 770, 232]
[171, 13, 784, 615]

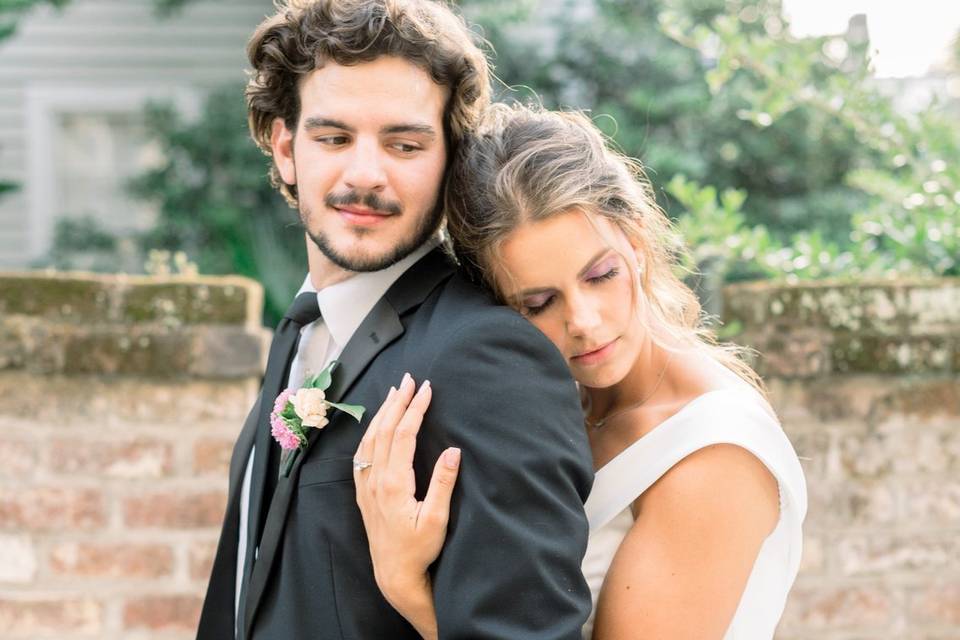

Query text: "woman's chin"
[573, 365, 627, 391]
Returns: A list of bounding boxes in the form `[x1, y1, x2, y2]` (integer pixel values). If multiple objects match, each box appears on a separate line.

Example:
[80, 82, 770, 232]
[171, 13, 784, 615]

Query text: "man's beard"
[302, 190, 442, 272]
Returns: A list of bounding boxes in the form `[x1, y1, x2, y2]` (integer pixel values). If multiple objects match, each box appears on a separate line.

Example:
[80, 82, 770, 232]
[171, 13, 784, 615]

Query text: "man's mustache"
[325, 191, 403, 216]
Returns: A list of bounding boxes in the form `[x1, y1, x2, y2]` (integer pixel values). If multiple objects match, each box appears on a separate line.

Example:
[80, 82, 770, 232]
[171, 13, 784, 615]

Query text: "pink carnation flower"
[270, 388, 302, 450]
[273, 388, 294, 415]
[271, 414, 302, 451]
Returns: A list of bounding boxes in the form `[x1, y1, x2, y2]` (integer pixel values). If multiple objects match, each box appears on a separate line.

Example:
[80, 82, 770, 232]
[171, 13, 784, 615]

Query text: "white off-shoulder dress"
[580, 387, 807, 639]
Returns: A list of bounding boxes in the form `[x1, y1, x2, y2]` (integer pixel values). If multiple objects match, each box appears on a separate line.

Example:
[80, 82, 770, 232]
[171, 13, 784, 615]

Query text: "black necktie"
[237, 292, 322, 637]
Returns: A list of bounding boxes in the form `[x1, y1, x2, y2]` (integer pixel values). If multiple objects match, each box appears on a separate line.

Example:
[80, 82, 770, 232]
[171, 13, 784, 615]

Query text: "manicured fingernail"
[416, 380, 431, 397]
[444, 447, 460, 469]
[387, 386, 397, 399]
[401, 372, 413, 389]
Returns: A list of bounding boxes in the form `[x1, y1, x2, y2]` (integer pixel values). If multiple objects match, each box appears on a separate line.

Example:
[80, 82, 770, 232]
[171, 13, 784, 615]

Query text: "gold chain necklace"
[584, 353, 673, 430]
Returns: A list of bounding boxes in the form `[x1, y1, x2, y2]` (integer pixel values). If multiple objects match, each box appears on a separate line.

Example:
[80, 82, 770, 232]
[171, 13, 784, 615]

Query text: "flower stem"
[281, 449, 299, 477]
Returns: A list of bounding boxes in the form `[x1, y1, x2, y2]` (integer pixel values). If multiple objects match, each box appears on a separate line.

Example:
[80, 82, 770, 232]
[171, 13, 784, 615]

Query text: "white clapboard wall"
[0, 0, 274, 268]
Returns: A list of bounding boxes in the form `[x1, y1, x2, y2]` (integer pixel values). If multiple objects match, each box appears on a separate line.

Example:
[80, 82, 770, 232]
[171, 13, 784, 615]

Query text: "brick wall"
[724, 278, 960, 639]
[0, 272, 957, 638]
[0, 272, 265, 639]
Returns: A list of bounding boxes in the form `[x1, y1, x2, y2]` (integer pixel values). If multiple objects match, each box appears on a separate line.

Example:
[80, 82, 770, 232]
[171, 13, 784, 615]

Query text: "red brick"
[0, 487, 105, 531]
[189, 538, 218, 581]
[909, 582, 960, 625]
[123, 490, 226, 528]
[49, 541, 174, 579]
[0, 439, 36, 478]
[836, 534, 960, 576]
[49, 437, 173, 478]
[780, 585, 893, 630]
[805, 480, 896, 529]
[193, 437, 234, 475]
[0, 534, 37, 582]
[123, 594, 202, 633]
[0, 597, 101, 636]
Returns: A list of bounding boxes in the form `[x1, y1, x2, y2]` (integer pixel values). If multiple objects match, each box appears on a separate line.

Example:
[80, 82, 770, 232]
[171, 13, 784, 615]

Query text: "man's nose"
[343, 139, 387, 192]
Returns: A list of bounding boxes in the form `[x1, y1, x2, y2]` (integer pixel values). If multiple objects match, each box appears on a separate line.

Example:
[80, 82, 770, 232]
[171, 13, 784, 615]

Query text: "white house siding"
[0, 0, 273, 268]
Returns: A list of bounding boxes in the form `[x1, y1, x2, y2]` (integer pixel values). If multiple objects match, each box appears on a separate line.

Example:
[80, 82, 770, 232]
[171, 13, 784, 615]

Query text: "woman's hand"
[353, 373, 461, 640]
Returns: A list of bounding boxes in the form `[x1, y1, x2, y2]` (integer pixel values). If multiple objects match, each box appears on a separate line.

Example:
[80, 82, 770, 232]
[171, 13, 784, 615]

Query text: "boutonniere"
[270, 360, 365, 476]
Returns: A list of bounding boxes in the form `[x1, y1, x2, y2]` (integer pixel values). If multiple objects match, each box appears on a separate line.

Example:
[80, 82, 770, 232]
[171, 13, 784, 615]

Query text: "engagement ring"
[353, 458, 373, 471]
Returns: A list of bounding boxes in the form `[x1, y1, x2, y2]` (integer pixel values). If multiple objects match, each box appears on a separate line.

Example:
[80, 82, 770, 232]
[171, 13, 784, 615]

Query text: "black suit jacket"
[198, 249, 594, 639]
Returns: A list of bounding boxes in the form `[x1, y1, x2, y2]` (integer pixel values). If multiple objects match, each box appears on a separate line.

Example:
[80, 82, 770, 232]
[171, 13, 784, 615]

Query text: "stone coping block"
[723, 278, 960, 377]
[0, 271, 267, 378]
[0, 271, 262, 328]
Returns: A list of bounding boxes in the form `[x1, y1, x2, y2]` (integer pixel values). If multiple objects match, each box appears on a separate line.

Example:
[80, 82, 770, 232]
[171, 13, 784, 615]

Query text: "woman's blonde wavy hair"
[446, 103, 765, 395]
[246, 0, 491, 207]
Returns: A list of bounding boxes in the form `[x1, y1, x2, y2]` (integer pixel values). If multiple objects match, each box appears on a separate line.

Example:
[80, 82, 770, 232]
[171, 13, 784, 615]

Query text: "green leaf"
[280, 403, 298, 422]
[326, 401, 365, 422]
[306, 360, 338, 390]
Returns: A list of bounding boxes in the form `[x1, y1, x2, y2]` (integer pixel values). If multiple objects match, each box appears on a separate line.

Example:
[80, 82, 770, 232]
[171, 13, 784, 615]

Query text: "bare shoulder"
[635, 443, 780, 539]
[594, 439, 784, 637]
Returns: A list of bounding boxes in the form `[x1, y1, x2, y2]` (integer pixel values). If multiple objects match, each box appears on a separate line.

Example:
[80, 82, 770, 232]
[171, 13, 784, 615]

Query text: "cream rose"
[291, 388, 329, 428]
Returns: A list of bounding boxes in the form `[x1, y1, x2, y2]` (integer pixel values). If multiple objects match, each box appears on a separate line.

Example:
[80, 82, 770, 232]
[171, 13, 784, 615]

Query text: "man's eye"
[318, 135, 349, 145]
[390, 142, 420, 153]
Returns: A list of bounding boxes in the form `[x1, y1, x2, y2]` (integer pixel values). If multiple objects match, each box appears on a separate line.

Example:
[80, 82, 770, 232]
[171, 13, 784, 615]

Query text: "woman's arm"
[592, 443, 780, 639]
[353, 374, 461, 640]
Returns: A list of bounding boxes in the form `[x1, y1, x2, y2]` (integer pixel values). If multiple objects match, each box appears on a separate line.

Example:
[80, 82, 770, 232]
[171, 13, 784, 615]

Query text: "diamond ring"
[353, 458, 373, 471]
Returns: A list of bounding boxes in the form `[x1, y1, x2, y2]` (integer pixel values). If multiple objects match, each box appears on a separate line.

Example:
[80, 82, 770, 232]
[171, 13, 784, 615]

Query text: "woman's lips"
[571, 338, 619, 366]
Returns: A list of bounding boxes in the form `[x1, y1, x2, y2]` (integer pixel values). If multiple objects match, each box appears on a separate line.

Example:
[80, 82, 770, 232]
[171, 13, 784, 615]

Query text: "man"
[197, 1, 593, 638]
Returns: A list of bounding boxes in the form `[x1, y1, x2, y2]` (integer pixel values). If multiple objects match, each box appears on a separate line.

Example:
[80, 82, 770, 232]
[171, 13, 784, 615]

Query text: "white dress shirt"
[234, 239, 440, 630]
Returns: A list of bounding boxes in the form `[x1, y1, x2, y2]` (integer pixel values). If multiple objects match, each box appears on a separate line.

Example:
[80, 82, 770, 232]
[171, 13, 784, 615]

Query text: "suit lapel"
[243, 249, 455, 636]
[195, 398, 260, 638]
[230, 399, 260, 495]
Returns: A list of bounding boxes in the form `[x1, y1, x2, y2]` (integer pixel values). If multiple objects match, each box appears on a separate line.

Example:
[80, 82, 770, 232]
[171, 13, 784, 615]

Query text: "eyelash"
[522, 267, 620, 317]
[317, 135, 349, 146]
[391, 142, 421, 153]
[314, 136, 421, 154]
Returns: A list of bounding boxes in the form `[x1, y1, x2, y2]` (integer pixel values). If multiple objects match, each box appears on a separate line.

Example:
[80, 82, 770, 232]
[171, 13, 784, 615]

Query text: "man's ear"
[271, 117, 296, 185]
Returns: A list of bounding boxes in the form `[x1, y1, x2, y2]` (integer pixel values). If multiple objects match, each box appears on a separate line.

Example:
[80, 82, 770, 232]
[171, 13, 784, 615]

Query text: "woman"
[352, 104, 806, 639]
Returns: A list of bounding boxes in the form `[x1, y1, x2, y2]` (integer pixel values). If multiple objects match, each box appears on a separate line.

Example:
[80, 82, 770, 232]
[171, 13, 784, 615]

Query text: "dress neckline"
[593, 387, 748, 474]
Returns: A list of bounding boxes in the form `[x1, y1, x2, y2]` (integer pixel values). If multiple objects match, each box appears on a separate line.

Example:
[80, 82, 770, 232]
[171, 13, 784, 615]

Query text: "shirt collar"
[295, 236, 440, 349]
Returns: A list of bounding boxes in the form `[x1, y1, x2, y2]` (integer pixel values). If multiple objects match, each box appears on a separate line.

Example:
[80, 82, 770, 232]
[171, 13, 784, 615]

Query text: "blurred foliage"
[143, 249, 199, 277]
[120, 0, 957, 328]
[130, 86, 306, 325]
[53, 216, 117, 252]
[1, 0, 71, 200]
[462, 0, 875, 242]
[0, 0, 68, 40]
[44, 216, 125, 272]
[0, 0, 179, 204]
[661, 0, 959, 279]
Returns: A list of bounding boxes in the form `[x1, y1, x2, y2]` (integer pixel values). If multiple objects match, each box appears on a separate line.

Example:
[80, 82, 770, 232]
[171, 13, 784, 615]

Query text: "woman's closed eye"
[587, 267, 619, 284]
[521, 293, 555, 317]
[584, 257, 621, 284]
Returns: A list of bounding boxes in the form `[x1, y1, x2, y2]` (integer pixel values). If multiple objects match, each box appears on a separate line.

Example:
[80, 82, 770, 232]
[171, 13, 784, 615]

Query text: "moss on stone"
[0, 272, 258, 325]
[122, 282, 248, 325]
[0, 277, 110, 320]
[726, 280, 957, 334]
[724, 278, 959, 376]
[829, 335, 957, 374]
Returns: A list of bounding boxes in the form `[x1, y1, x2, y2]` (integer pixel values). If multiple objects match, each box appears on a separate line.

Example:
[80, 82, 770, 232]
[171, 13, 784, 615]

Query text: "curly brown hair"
[246, 0, 492, 206]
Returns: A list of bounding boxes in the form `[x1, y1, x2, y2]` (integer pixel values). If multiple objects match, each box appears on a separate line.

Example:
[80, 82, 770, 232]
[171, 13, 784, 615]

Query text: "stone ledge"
[0, 271, 263, 328]
[724, 278, 960, 377]
[0, 271, 267, 378]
